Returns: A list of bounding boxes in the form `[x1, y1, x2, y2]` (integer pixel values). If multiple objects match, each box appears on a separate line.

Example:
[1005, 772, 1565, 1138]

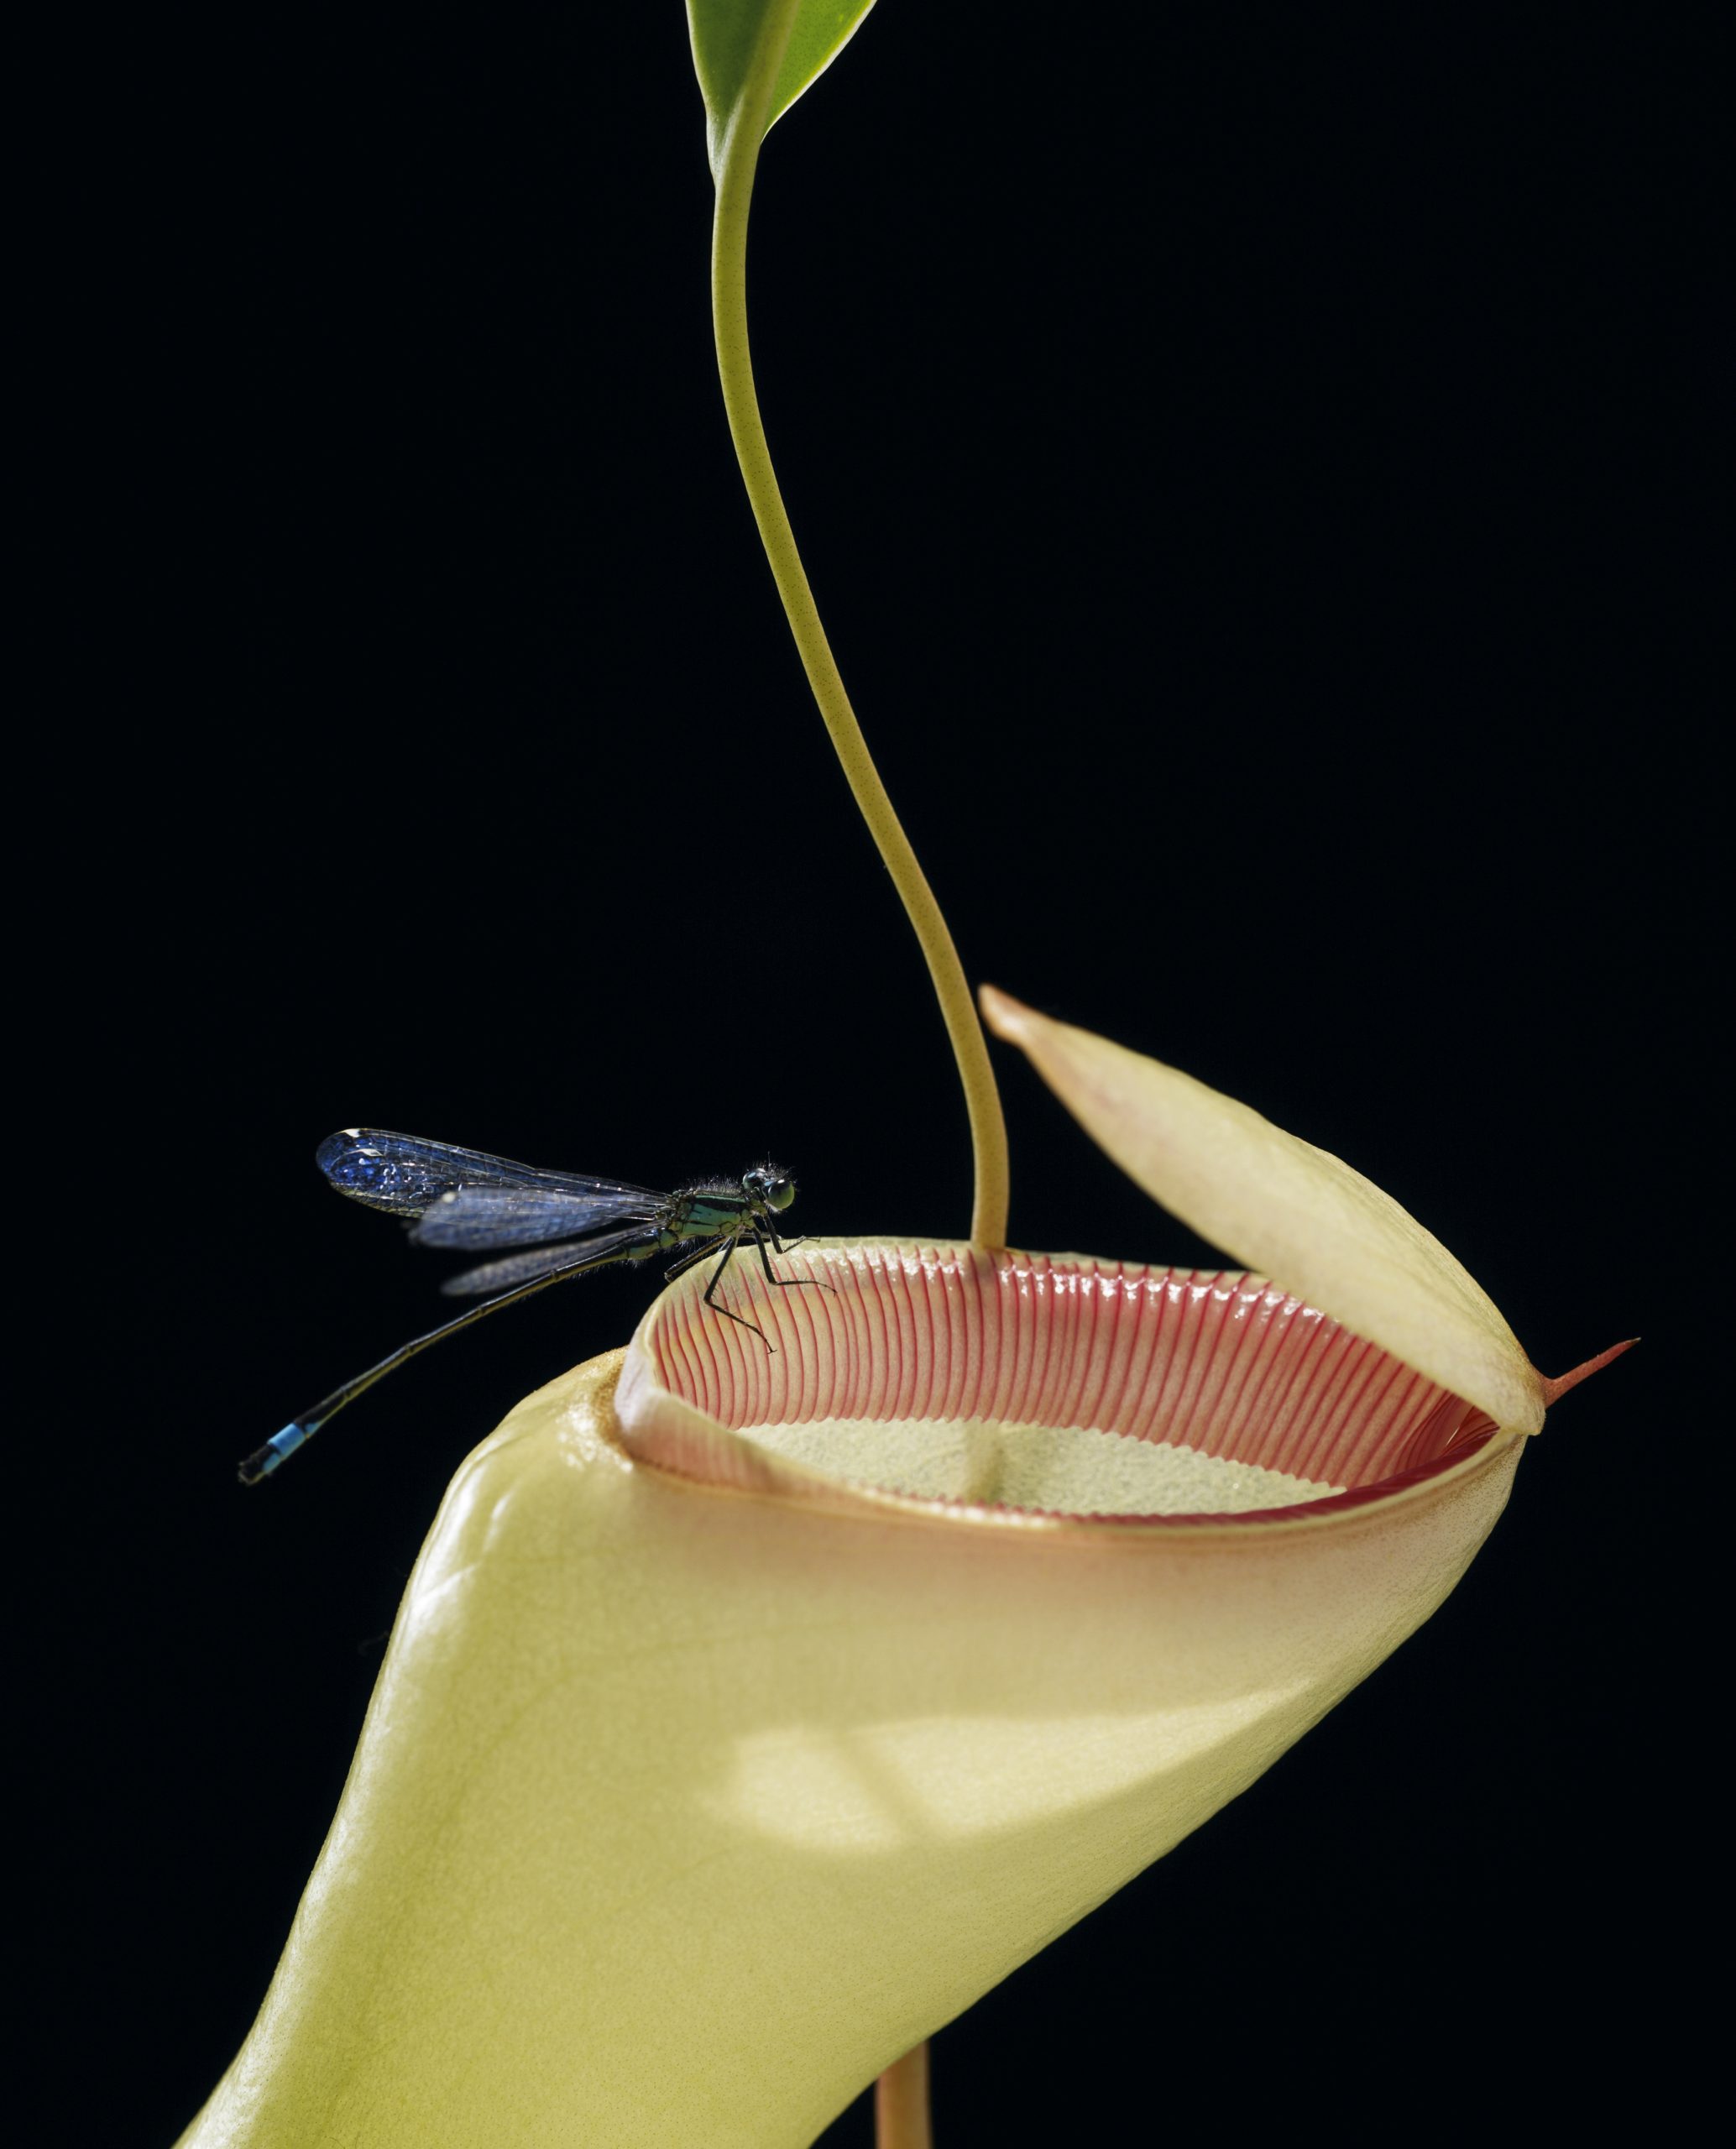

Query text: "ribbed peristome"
[614, 1241, 1500, 1527]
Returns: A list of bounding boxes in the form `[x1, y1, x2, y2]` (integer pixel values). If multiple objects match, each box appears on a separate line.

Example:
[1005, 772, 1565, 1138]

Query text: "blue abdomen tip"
[262, 1423, 311, 1472]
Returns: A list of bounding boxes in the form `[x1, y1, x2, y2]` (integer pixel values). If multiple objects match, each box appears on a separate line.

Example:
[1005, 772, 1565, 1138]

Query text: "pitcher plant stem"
[709, 72, 1010, 1249]
[875, 2042, 933, 2149]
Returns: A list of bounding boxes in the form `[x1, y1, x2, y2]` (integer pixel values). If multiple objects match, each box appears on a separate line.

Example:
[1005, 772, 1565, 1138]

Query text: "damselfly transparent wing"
[316, 1129, 658, 1220]
[438, 1226, 655, 1298]
[410, 1182, 662, 1251]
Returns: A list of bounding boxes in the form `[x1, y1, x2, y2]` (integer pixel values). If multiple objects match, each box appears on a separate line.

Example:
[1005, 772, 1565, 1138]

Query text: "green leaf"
[688, 0, 879, 174]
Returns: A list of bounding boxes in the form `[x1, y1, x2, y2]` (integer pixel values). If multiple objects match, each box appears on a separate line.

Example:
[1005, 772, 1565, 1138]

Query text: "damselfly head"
[744, 1164, 797, 1213]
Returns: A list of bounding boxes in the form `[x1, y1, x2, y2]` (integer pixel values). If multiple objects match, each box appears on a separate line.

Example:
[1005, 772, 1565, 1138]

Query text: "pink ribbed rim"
[629, 1242, 1502, 1526]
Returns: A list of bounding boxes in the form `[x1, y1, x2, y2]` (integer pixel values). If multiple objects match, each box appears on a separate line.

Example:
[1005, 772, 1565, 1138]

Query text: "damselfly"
[238, 1128, 829, 1483]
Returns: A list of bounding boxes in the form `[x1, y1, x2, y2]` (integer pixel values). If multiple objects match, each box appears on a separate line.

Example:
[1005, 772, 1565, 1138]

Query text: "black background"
[28, 6, 1717, 2143]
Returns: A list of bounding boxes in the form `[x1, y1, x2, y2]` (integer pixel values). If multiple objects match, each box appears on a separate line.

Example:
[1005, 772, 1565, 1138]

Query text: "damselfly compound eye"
[746, 1167, 796, 1212]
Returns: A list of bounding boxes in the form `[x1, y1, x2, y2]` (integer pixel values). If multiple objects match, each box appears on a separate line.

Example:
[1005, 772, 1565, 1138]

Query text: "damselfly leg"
[661, 1223, 835, 1348]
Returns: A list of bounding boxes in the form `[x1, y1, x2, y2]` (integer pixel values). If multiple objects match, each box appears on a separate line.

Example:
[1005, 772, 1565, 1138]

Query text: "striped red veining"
[645, 1243, 1492, 1496]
